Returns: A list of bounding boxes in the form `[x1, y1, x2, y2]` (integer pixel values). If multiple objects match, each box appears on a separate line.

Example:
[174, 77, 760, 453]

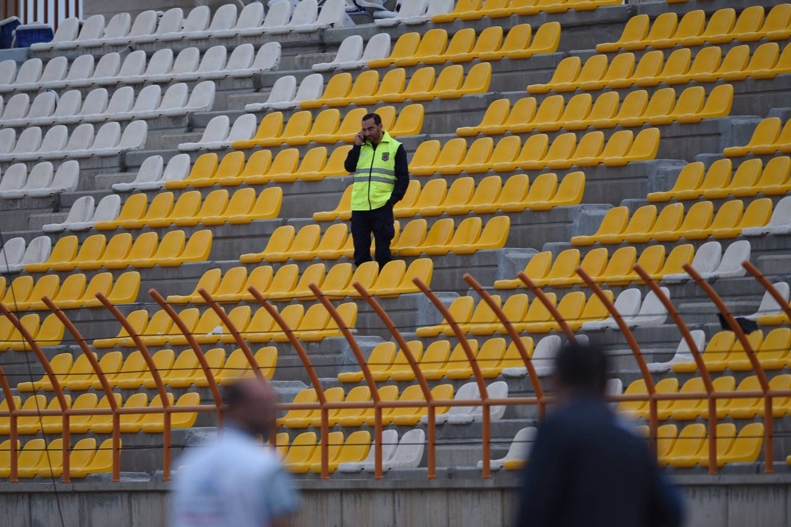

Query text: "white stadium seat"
[113, 155, 165, 193]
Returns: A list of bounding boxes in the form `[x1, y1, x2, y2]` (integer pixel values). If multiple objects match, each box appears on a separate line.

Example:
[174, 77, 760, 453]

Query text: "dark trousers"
[351, 205, 395, 268]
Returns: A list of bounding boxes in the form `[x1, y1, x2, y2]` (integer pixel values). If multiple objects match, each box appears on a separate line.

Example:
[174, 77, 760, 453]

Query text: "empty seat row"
[0, 437, 115, 479]
[573, 200, 772, 245]
[621, 373, 791, 422]
[0, 271, 139, 311]
[172, 258, 433, 306]
[31, 1, 343, 52]
[413, 128, 661, 176]
[282, 429, 425, 474]
[280, 384, 454, 430]
[167, 147, 351, 191]
[0, 236, 51, 273]
[418, 287, 667, 336]
[433, 0, 619, 22]
[96, 187, 281, 231]
[339, 337, 533, 383]
[316, 172, 584, 224]
[313, 33, 392, 72]
[277, 429, 373, 474]
[743, 195, 791, 237]
[25, 230, 212, 273]
[248, 73, 326, 112]
[1, 43, 279, 95]
[21, 348, 274, 398]
[94, 301, 357, 349]
[652, 422, 764, 469]
[724, 117, 791, 157]
[0, 313, 64, 351]
[43, 195, 121, 233]
[300, 63, 492, 111]
[241, 216, 511, 263]
[460, 85, 733, 137]
[497, 240, 751, 291]
[374, 0, 453, 27]
[598, 6, 791, 53]
[18, 347, 276, 395]
[0, 161, 78, 199]
[672, 328, 791, 373]
[367, 23, 558, 70]
[0, 82, 214, 129]
[192, 104, 422, 152]
[529, 43, 788, 94]
[649, 157, 791, 202]
[0, 391, 199, 435]
[0, 121, 147, 163]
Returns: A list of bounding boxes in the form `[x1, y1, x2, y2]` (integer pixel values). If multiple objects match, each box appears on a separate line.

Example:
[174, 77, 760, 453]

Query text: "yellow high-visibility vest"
[351, 131, 401, 211]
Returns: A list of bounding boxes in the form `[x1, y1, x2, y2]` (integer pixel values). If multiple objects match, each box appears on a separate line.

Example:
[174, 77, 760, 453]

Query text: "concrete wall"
[1, 476, 790, 527]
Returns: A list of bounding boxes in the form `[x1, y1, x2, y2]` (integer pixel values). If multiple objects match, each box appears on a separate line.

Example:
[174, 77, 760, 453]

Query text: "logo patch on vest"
[381, 152, 390, 162]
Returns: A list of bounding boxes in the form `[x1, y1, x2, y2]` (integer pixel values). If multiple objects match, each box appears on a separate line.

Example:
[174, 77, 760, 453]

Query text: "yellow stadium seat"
[453, 216, 509, 255]
[549, 130, 602, 170]
[597, 14, 649, 53]
[327, 70, 379, 107]
[410, 65, 462, 102]
[521, 133, 576, 171]
[754, 156, 791, 196]
[391, 180, 421, 218]
[166, 153, 219, 190]
[239, 225, 295, 264]
[713, 198, 772, 239]
[357, 68, 406, 106]
[740, 4, 791, 42]
[25, 235, 78, 273]
[474, 173, 529, 214]
[724, 117, 782, 158]
[408, 139, 442, 176]
[448, 175, 502, 215]
[624, 11, 677, 51]
[614, 89, 665, 128]
[9, 438, 48, 478]
[424, 216, 481, 256]
[528, 57, 580, 95]
[565, 91, 618, 130]
[605, 128, 660, 167]
[369, 32, 420, 69]
[416, 296, 475, 338]
[457, 98, 510, 137]
[411, 137, 465, 177]
[494, 250, 551, 290]
[500, 172, 555, 212]
[231, 112, 284, 150]
[485, 97, 536, 136]
[451, 25, 504, 63]
[649, 86, 705, 126]
[396, 28, 448, 67]
[13, 274, 57, 311]
[301, 73, 352, 110]
[193, 151, 246, 188]
[94, 193, 146, 231]
[438, 139, 493, 176]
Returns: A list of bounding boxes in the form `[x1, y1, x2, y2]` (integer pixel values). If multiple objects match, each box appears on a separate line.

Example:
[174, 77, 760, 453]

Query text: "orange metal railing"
[2, 259, 791, 480]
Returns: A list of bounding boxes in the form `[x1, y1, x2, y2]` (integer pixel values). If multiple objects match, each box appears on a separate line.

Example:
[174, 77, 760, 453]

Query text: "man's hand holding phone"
[355, 130, 365, 146]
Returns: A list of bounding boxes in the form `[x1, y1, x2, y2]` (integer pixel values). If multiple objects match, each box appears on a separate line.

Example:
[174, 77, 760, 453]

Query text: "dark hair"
[554, 343, 610, 395]
[362, 113, 382, 125]
[223, 381, 249, 409]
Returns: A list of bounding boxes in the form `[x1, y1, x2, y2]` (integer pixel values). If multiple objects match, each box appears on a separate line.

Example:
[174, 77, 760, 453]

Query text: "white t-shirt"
[171, 427, 299, 527]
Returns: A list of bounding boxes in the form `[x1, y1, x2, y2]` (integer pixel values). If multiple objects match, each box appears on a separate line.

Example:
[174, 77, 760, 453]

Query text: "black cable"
[1, 220, 67, 527]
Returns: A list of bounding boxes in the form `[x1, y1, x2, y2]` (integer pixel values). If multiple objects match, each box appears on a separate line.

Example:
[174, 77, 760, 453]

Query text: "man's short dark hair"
[362, 113, 382, 125]
[554, 343, 610, 395]
[223, 381, 249, 409]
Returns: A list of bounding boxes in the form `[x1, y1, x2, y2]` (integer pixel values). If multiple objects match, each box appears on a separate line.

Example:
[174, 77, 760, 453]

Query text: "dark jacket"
[516, 397, 684, 527]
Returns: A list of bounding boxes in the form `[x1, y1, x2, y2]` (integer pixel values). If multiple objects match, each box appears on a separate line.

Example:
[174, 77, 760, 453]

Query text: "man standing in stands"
[171, 378, 299, 527]
[516, 344, 684, 527]
[344, 113, 409, 268]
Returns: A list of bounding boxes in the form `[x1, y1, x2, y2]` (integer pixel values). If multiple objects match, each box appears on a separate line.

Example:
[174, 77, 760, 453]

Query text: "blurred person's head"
[552, 343, 610, 402]
[361, 113, 384, 145]
[224, 378, 277, 440]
